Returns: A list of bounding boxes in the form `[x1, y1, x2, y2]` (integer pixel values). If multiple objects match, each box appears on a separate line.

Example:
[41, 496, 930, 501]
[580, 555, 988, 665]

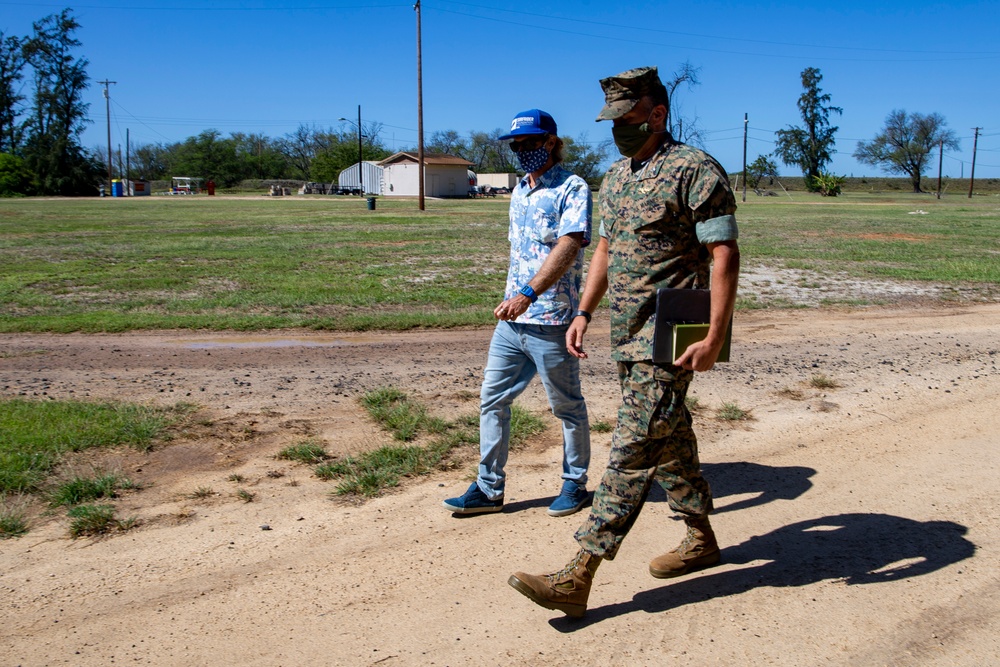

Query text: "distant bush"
[808, 173, 845, 197]
[0, 153, 33, 197]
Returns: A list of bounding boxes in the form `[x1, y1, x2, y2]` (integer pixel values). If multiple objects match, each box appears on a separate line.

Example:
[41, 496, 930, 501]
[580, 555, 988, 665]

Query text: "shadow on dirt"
[550, 513, 975, 631]
[461, 461, 814, 516]
[647, 461, 816, 513]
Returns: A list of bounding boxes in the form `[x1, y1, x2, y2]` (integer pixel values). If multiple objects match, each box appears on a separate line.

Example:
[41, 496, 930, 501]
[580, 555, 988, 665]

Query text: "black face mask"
[611, 121, 654, 158]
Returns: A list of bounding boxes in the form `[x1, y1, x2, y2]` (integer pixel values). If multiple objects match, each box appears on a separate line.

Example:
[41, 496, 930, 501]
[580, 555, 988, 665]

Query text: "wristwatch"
[519, 285, 538, 303]
[573, 309, 592, 323]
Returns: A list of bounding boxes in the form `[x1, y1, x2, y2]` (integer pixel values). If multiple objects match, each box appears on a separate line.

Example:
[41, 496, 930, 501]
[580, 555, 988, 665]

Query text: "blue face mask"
[515, 145, 550, 174]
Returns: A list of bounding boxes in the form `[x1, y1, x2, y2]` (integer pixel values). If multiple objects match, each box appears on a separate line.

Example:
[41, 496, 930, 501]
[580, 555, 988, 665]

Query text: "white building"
[379, 152, 474, 197]
[477, 173, 519, 190]
[338, 161, 384, 195]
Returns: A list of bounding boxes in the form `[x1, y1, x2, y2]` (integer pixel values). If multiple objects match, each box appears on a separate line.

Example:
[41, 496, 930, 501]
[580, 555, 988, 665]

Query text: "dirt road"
[2, 304, 999, 666]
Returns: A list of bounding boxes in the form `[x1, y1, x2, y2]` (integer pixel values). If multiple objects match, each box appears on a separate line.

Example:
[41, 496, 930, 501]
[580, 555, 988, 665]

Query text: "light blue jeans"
[477, 321, 590, 500]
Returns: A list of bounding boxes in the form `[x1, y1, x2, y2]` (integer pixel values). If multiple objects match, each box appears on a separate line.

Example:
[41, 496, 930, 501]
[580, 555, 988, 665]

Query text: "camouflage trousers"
[574, 360, 713, 560]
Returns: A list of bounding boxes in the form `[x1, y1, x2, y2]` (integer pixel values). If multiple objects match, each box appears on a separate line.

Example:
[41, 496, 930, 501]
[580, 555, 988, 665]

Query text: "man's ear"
[650, 104, 668, 127]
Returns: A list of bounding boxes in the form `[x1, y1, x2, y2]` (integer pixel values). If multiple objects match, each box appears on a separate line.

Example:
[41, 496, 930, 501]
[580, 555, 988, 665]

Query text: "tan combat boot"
[649, 515, 720, 579]
[508, 550, 601, 618]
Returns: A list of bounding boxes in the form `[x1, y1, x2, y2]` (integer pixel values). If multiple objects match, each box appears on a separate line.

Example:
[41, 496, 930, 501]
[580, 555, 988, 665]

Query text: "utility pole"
[126, 128, 131, 196]
[414, 0, 425, 211]
[741, 113, 748, 202]
[936, 139, 943, 199]
[98, 79, 116, 193]
[968, 127, 981, 198]
[357, 104, 364, 196]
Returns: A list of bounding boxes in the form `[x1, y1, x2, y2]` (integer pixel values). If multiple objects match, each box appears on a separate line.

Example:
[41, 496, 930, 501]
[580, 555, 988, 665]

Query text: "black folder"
[651, 288, 732, 364]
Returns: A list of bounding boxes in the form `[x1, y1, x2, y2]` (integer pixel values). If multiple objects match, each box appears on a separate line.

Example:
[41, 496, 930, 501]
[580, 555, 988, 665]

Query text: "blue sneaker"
[547, 480, 590, 517]
[443, 482, 504, 515]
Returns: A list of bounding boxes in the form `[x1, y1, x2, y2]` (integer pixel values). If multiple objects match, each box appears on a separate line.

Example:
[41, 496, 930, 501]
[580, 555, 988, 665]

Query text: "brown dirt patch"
[2, 304, 1000, 665]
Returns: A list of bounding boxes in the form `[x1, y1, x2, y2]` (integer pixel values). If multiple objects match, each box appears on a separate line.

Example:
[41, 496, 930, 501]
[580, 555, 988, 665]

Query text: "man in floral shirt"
[443, 109, 594, 518]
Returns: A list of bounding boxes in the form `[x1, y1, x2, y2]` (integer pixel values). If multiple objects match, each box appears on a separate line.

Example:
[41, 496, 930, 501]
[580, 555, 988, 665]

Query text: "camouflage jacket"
[598, 137, 738, 361]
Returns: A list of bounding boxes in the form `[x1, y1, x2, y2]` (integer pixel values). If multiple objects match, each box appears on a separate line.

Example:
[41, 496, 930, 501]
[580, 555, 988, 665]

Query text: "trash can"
[366, 197, 376, 211]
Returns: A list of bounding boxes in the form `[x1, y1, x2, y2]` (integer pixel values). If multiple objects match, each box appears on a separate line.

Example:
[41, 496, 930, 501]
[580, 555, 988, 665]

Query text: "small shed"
[477, 173, 519, 190]
[128, 180, 150, 196]
[379, 152, 474, 197]
[338, 161, 384, 196]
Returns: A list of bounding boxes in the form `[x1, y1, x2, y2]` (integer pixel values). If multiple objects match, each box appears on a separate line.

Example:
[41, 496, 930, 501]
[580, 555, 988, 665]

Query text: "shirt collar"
[519, 163, 564, 192]
[627, 136, 677, 181]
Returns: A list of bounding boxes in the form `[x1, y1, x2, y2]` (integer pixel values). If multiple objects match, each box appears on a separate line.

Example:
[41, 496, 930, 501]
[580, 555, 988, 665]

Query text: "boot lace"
[674, 525, 699, 555]
[546, 551, 586, 583]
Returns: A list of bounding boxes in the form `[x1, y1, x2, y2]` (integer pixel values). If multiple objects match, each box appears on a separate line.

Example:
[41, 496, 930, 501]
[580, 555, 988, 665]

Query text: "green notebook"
[672, 323, 732, 363]
[652, 288, 733, 364]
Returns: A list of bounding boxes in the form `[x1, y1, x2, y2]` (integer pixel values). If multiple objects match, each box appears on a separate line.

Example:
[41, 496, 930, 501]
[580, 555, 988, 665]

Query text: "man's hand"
[494, 295, 531, 321]
[673, 339, 722, 372]
[675, 239, 740, 372]
[566, 316, 589, 359]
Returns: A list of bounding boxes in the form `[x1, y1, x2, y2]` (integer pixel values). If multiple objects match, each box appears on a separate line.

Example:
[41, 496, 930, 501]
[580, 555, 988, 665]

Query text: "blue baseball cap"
[498, 109, 557, 140]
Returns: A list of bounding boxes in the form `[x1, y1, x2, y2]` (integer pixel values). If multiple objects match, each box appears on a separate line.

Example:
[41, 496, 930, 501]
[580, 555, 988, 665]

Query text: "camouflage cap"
[596, 66, 667, 121]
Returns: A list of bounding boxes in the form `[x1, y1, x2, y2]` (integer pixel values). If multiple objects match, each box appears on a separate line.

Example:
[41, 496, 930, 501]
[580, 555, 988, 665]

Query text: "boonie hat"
[498, 109, 557, 140]
[596, 66, 668, 121]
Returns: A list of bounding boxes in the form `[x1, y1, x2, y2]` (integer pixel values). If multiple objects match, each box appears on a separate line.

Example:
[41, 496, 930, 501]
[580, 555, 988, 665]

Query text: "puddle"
[170, 335, 377, 349]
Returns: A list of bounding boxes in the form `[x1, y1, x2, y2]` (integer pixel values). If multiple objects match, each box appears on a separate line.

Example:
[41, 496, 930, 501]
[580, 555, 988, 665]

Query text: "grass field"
[1, 191, 997, 333]
[0, 398, 182, 494]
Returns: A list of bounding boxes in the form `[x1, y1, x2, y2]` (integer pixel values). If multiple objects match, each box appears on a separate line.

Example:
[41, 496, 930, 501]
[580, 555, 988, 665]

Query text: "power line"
[434, 0, 1000, 57]
[428, 6, 1000, 63]
[0, 1, 408, 11]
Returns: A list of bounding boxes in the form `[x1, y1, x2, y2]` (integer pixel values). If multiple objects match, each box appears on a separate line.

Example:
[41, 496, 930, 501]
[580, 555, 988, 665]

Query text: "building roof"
[379, 152, 473, 167]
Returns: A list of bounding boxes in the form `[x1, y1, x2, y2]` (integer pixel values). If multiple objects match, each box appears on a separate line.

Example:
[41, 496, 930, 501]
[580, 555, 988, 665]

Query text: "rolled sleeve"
[557, 178, 593, 247]
[696, 214, 739, 244]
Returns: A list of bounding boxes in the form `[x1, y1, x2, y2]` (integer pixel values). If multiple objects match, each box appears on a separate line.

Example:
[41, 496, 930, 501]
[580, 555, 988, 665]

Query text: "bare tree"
[663, 61, 705, 147]
[466, 129, 515, 174]
[854, 110, 959, 193]
[427, 130, 468, 159]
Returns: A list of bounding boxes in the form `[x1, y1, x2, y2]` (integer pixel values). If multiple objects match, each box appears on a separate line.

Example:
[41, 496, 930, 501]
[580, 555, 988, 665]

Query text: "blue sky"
[3, 0, 999, 178]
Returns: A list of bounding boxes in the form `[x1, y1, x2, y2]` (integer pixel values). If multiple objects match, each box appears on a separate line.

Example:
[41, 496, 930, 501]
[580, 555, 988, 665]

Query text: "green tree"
[169, 130, 248, 187]
[561, 133, 611, 188]
[311, 123, 390, 183]
[0, 152, 32, 195]
[853, 110, 959, 194]
[774, 67, 842, 190]
[21, 10, 98, 195]
[746, 155, 779, 189]
[231, 132, 290, 180]
[0, 31, 27, 154]
[128, 142, 171, 181]
[311, 139, 363, 182]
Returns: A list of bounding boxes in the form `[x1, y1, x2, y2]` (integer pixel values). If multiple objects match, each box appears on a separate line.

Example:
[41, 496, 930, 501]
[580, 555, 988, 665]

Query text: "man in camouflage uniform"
[508, 67, 740, 618]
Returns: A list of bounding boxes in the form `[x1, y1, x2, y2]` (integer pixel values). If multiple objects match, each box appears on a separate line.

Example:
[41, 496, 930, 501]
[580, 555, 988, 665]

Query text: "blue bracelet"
[519, 284, 538, 303]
